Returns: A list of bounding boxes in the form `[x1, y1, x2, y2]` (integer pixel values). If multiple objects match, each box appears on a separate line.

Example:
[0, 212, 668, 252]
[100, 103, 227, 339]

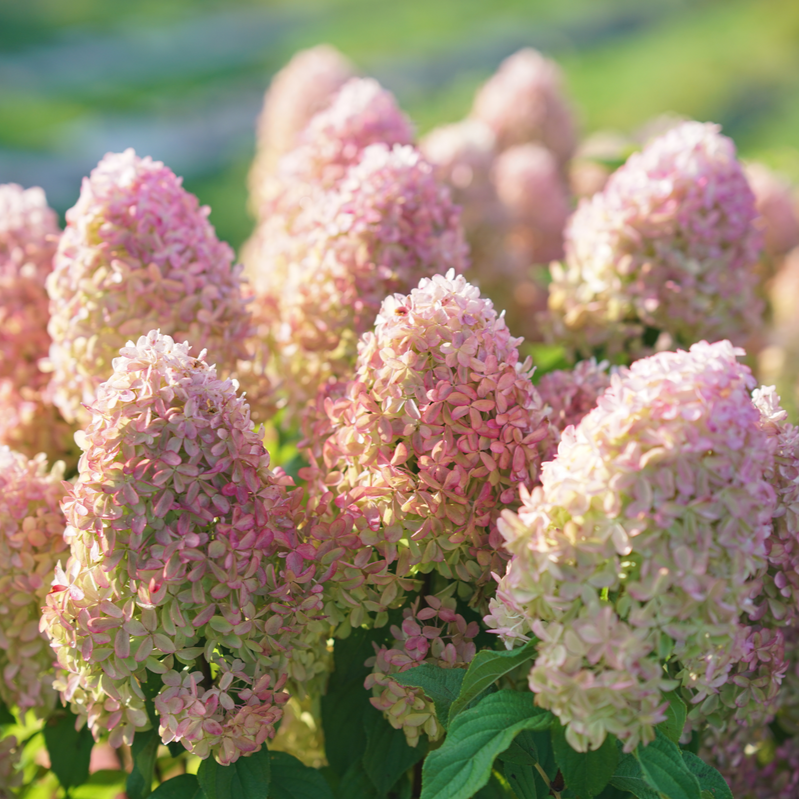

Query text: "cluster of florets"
[365, 595, 478, 746]
[547, 122, 764, 358]
[46, 150, 251, 425]
[0, 184, 71, 460]
[263, 144, 469, 410]
[745, 162, 799, 260]
[41, 331, 328, 764]
[470, 48, 576, 165]
[487, 341, 788, 753]
[535, 358, 611, 437]
[302, 270, 552, 612]
[0, 448, 67, 717]
[248, 45, 355, 215]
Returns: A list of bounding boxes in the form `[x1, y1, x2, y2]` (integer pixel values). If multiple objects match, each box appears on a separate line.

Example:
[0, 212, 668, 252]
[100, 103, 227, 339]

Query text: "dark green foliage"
[43, 706, 94, 792]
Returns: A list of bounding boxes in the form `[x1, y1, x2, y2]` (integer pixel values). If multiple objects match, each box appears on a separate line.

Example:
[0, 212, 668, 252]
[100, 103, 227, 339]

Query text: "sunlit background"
[2, 0, 799, 252]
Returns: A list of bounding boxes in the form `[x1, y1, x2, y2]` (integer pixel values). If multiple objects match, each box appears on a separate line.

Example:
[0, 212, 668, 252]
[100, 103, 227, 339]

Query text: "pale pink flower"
[46, 150, 250, 425]
[365, 595, 478, 746]
[0, 448, 67, 717]
[248, 45, 355, 217]
[471, 48, 576, 163]
[487, 341, 786, 752]
[548, 122, 764, 358]
[41, 331, 328, 763]
[746, 162, 799, 260]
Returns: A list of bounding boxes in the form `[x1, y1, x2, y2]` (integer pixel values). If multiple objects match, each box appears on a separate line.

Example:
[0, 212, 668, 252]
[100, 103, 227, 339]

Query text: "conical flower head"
[0, 185, 71, 460]
[303, 270, 552, 612]
[745, 162, 799, 260]
[471, 48, 576, 163]
[248, 45, 355, 216]
[0, 448, 66, 717]
[41, 331, 326, 764]
[260, 143, 469, 411]
[46, 150, 250, 425]
[487, 341, 787, 753]
[548, 122, 764, 358]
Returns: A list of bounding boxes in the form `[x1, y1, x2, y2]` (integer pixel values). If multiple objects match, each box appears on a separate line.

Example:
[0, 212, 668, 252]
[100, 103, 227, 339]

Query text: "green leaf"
[659, 692, 687, 745]
[72, 770, 129, 799]
[149, 774, 203, 799]
[475, 772, 516, 797]
[197, 747, 271, 799]
[421, 689, 553, 799]
[610, 753, 660, 799]
[0, 700, 15, 726]
[680, 752, 733, 799]
[635, 731, 701, 799]
[501, 761, 538, 799]
[322, 627, 392, 777]
[551, 723, 619, 798]
[43, 707, 94, 791]
[393, 664, 465, 729]
[335, 759, 381, 799]
[269, 751, 334, 799]
[363, 705, 426, 794]
[448, 640, 538, 722]
[126, 728, 160, 799]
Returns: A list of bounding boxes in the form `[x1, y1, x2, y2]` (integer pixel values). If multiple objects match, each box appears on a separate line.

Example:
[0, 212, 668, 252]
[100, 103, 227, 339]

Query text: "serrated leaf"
[448, 640, 538, 723]
[363, 704, 425, 794]
[680, 752, 733, 799]
[659, 691, 687, 744]
[501, 761, 538, 799]
[43, 707, 94, 791]
[421, 689, 552, 799]
[269, 751, 334, 799]
[551, 723, 618, 798]
[197, 747, 270, 799]
[394, 663, 465, 729]
[127, 728, 160, 799]
[0, 700, 14, 726]
[610, 753, 660, 799]
[149, 774, 203, 798]
[635, 731, 701, 799]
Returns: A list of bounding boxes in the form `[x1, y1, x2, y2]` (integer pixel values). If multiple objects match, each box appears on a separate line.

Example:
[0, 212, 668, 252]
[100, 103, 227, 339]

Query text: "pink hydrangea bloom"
[365, 595, 478, 746]
[46, 150, 250, 426]
[0, 735, 21, 797]
[41, 331, 328, 764]
[486, 341, 786, 753]
[548, 122, 764, 358]
[0, 184, 71, 461]
[471, 48, 576, 163]
[301, 271, 552, 620]
[535, 358, 611, 439]
[248, 45, 355, 216]
[420, 119, 507, 281]
[247, 144, 469, 415]
[745, 162, 799, 260]
[0, 448, 67, 716]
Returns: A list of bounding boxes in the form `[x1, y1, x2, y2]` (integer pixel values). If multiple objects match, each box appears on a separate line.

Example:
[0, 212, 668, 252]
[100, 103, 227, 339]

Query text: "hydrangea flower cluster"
[745, 162, 799, 260]
[471, 48, 576, 164]
[260, 144, 469, 411]
[535, 358, 611, 438]
[548, 122, 764, 358]
[0, 184, 71, 461]
[365, 595, 478, 746]
[302, 270, 552, 611]
[0, 448, 66, 717]
[487, 341, 788, 753]
[0, 735, 21, 797]
[41, 331, 328, 764]
[46, 150, 251, 425]
[248, 45, 355, 216]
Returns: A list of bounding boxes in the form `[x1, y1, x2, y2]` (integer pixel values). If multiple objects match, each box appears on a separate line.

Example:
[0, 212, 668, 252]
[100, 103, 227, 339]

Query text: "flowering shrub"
[4, 42, 792, 799]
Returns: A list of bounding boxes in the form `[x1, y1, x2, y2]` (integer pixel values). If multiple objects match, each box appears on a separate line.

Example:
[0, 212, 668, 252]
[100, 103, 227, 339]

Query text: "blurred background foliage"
[2, 0, 799, 253]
